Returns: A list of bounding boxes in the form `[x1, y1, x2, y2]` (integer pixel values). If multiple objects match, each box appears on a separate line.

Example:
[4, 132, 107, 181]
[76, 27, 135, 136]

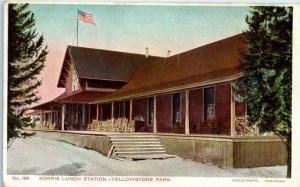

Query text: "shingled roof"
[57, 46, 162, 87]
[31, 92, 67, 110]
[92, 33, 245, 103]
[55, 91, 111, 104]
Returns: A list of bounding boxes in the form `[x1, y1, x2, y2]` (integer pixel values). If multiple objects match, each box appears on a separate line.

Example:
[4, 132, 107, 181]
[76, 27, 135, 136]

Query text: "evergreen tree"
[8, 4, 47, 142]
[234, 7, 292, 177]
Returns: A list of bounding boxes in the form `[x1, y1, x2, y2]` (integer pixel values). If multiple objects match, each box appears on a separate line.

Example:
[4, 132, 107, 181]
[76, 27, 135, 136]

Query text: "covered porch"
[31, 83, 256, 138]
[90, 82, 256, 137]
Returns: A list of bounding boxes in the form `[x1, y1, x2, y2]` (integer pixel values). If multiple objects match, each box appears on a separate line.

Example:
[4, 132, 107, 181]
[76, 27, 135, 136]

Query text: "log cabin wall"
[156, 94, 173, 133]
[188, 83, 232, 135]
[132, 98, 151, 132]
[215, 83, 231, 135]
[180, 91, 186, 134]
[189, 88, 204, 134]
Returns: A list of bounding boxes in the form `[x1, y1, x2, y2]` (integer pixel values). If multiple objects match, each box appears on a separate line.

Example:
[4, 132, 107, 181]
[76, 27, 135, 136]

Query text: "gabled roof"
[57, 46, 162, 87]
[92, 33, 245, 103]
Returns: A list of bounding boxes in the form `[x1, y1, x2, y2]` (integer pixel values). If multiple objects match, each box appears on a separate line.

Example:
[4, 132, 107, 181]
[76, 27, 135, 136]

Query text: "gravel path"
[7, 136, 286, 177]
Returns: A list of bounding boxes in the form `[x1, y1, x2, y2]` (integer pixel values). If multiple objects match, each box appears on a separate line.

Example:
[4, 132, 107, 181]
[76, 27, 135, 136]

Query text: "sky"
[27, 4, 250, 105]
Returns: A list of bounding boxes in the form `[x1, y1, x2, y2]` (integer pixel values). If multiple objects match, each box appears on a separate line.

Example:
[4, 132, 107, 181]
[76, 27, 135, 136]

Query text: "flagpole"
[77, 9, 78, 46]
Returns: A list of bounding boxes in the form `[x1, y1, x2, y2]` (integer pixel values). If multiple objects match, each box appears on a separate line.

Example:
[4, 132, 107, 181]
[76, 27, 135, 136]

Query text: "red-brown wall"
[156, 94, 173, 133]
[180, 92, 186, 134]
[132, 98, 148, 123]
[216, 83, 231, 135]
[189, 88, 203, 134]
[132, 98, 152, 132]
[188, 83, 232, 135]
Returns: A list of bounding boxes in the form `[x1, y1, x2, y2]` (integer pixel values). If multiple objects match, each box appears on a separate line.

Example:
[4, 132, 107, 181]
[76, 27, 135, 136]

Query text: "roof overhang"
[91, 72, 244, 104]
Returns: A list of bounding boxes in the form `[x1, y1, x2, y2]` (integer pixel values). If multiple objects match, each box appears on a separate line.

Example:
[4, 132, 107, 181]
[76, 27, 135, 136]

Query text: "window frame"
[203, 86, 216, 121]
[148, 97, 154, 126]
[71, 66, 79, 92]
[172, 92, 181, 125]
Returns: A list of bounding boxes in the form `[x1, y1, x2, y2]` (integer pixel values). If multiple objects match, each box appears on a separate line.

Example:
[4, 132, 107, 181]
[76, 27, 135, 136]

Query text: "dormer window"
[72, 68, 79, 91]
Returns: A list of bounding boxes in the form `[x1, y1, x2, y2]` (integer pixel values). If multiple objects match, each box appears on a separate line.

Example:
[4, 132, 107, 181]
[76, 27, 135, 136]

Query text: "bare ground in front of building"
[7, 136, 286, 177]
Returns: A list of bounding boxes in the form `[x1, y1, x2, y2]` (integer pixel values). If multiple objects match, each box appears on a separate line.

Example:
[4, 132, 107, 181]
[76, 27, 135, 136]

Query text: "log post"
[129, 99, 133, 121]
[96, 104, 99, 120]
[231, 84, 236, 137]
[111, 102, 114, 120]
[153, 96, 157, 133]
[61, 104, 65, 131]
[185, 90, 190, 135]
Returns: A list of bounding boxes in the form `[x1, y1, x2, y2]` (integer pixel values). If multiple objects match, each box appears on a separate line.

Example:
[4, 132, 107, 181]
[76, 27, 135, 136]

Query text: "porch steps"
[107, 135, 174, 160]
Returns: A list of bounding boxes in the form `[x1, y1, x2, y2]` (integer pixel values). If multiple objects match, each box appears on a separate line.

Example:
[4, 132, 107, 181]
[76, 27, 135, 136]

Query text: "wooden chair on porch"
[88, 119, 100, 131]
[127, 120, 135, 132]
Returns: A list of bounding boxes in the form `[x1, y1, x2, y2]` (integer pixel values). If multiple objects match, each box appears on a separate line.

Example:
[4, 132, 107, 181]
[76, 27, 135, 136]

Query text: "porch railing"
[88, 118, 135, 132]
[234, 117, 258, 136]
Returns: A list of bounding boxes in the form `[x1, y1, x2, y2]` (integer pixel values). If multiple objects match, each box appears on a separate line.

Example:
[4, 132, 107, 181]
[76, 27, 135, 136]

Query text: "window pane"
[204, 87, 215, 120]
[148, 97, 154, 125]
[204, 87, 215, 105]
[173, 93, 181, 124]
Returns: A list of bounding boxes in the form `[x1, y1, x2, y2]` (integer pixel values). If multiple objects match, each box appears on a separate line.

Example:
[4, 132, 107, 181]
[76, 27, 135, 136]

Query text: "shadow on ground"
[8, 167, 40, 175]
[8, 162, 85, 176]
[41, 162, 85, 176]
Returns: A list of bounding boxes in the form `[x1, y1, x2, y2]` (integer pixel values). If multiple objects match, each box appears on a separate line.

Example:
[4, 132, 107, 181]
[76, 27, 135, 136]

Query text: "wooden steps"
[107, 135, 174, 160]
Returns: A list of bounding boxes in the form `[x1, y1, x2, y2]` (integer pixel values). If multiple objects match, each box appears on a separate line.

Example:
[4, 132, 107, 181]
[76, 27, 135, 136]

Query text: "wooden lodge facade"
[32, 45, 161, 131]
[30, 34, 287, 167]
[33, 34, 249, 136]
[90, 34, 248, 136]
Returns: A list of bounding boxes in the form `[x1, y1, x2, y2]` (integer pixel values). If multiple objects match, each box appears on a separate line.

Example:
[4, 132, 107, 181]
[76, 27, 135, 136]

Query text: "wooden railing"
[235, 117, 257, 136]
[88, 118, 135, 132]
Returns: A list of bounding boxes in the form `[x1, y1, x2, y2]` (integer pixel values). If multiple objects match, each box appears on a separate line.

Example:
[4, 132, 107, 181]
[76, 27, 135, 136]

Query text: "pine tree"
[234, 7, 292, 177]
[8, 4, 47, 142]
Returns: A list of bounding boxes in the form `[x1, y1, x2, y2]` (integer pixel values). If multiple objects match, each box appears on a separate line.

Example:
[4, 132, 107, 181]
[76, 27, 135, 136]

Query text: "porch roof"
[31, 90, 111, 110]
[55, 90, 111, 104]
[31, 93, 67, 110]
[92, 33, 245, 104]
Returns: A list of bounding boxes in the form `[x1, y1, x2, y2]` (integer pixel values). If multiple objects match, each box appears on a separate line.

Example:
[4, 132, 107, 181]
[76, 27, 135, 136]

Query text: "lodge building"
[30, 34, 287, 168]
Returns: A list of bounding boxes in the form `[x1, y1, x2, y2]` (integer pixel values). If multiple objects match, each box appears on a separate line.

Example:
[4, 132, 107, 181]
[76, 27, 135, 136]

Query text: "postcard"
[3, 1, 300, 187]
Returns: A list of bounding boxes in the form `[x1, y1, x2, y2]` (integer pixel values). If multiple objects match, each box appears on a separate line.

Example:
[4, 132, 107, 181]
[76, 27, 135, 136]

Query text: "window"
[204, 87, 215, 121]
[72, 68, 79, 91]
[115, 101, 127, 118]
[173, 93, 181, 124]
[148, 97, 154, 125]
[119, 101, 126, 118]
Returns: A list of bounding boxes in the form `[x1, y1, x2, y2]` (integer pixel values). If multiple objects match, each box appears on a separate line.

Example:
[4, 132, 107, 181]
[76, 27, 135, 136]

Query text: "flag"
[78, 10, 96, 26]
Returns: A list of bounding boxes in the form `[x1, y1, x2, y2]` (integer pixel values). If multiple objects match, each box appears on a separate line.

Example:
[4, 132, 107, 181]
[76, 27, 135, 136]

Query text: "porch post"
[129, 99, 133, 121]
[61, 104, 65, 131]
[153, 96, 157, 133]
[41, 110, 44, 129]
[100, 104, 103, 121]
[76, 104, 79, 124]
[88, 105, 91, 124]
[185, 90, 190, 135]
[231, 85, 236, 137]
[50, 106, 53, 129]
[111, 102, 114, 119]
[96, 104, 99, 120]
